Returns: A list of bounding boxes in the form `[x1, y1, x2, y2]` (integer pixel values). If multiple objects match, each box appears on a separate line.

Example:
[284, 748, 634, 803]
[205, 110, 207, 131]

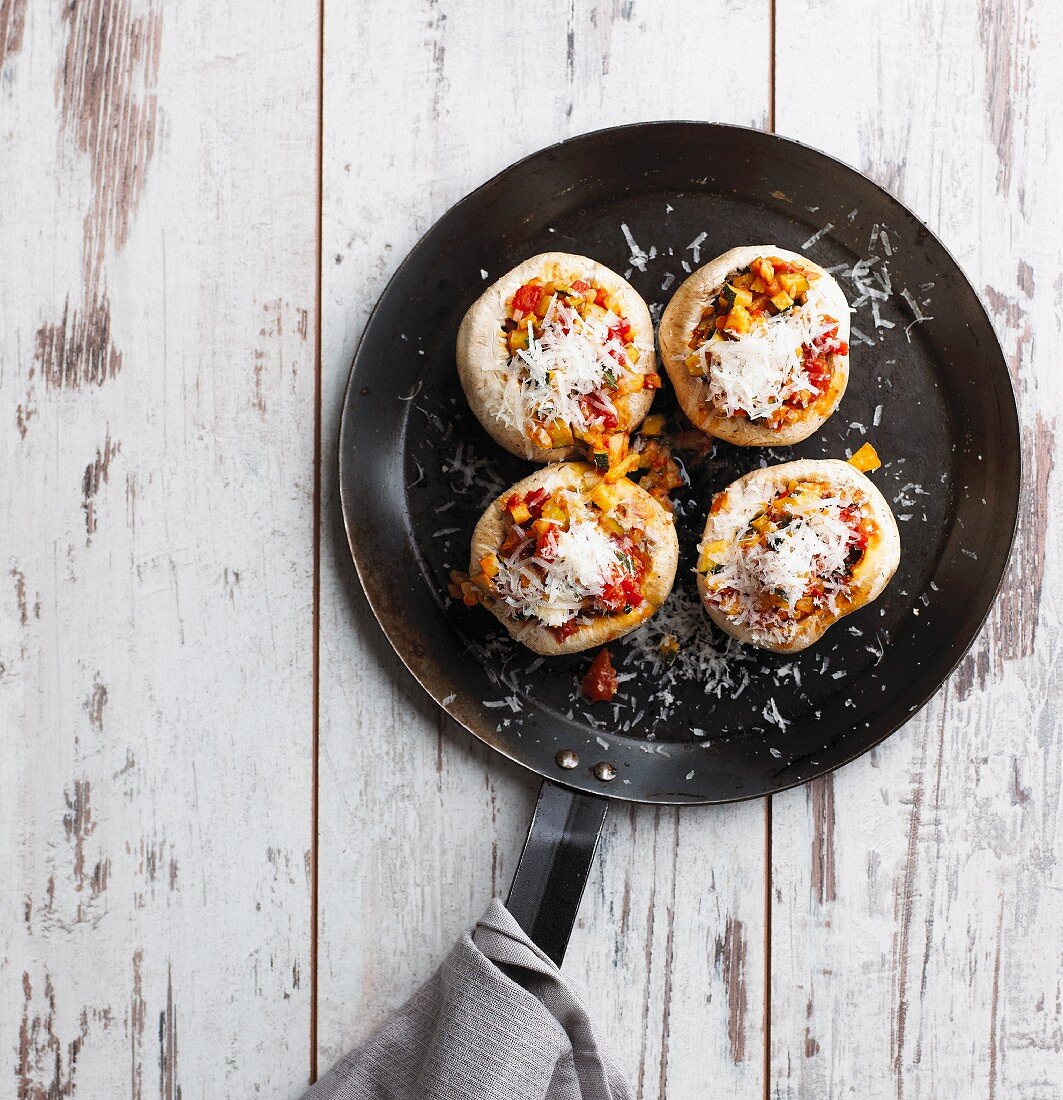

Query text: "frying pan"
[339, 122, 1020, 965]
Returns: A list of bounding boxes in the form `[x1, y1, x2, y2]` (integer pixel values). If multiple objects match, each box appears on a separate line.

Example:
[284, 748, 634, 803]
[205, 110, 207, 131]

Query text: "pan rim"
[338, 120, 1022, 806]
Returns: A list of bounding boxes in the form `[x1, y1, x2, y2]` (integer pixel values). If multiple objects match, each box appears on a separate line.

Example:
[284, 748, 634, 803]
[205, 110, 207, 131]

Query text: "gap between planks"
[764, 3, 776, 1095]
[310, 0, 326, 1084]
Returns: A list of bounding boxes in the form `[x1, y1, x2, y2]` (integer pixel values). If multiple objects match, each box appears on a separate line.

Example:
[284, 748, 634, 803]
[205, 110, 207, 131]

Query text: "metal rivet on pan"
[555, 749, 579, 770]
[593, 762, 617, 782]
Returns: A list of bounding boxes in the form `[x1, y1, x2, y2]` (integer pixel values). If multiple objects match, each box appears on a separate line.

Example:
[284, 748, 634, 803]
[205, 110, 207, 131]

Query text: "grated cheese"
[492, 294, 635, 436]
[492, 487, 632, 627]
[702, 487, 862, 641]
[696, 303, 840, 423]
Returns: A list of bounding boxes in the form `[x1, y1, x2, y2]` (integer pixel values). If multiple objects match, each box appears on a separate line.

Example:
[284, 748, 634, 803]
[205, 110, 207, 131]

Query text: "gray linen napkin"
[305, 898, 631, 1100]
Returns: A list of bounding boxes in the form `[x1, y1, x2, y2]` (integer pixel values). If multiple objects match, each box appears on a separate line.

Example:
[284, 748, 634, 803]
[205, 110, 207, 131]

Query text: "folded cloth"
[305, 898, 631, 1100]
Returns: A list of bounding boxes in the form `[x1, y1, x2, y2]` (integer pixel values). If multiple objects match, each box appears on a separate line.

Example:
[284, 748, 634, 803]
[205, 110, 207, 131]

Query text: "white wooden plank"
[318, 2, 771, 1094]
[771, 1, 1063, 1096]
[0, 1, 317, 1095]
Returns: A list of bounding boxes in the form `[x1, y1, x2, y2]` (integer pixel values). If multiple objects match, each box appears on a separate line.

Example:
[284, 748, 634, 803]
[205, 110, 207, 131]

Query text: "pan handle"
[505, 779, 609, 966]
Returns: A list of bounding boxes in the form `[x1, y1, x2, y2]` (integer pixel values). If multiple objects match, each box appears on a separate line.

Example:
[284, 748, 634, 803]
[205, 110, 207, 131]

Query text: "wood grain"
[5, 0, 1056, 1095]
[771, 1, 1063, 1096]
[0, 1, 317, 1095]
[317, 1, 771, 1094]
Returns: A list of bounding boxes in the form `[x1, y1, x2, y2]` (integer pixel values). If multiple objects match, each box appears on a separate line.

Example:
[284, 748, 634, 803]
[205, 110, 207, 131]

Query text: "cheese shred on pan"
[494, 297, 633, 433]
[696, 303, 838, 421]
[493, 489, 624, 627]
[704, 492, 858, 635]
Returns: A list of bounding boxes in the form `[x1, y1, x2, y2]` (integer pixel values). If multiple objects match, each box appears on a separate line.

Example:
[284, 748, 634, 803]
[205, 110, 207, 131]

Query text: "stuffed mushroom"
[659, 245, 850, 446]
[468, 461, 678, 655]
[696, 455, 899, 653]
[457, 253, 659, 467]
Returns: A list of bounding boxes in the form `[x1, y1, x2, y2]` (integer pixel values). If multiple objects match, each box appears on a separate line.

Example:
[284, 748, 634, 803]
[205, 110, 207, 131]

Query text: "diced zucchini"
[718, 284, 738, 309]
[732, 287, 753, 308]
[593, 451, 610, 471]
[770, 291, 794, 312]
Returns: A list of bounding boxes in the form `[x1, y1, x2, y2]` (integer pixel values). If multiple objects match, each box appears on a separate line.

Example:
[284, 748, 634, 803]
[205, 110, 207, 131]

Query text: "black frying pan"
[339, 123, 1020, 964]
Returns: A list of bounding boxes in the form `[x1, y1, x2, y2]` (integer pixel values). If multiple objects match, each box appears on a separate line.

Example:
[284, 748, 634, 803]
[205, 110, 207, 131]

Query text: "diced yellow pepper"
[697, 540, 727, 573]
[732, 287, 753, 308]
[508, 500, 532, 525]
[686, 352, 705, 377]
[547, 419, 574, 448]
[725, 305, 752, 334]
[849, 442, 882, 473]
[641, 414, 666, 436]
[626, 346, 641, 365]
[606, 433, 628, 465]
[753, 258, 775, 284]
[605, 452, 643, 484]
[541, 500, 566, 523]
[589, 481, 621, 513]
[479, 553, 500, 579]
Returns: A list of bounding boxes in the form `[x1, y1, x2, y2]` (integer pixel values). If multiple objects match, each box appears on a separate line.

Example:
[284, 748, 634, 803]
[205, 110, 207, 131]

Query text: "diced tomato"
[596, 581, 626, 612]
[624, 573, 643, 603]
[552, 619, 580, 642]
[512, 283, 543, 313]
[572, 279, 590, 293]
[607, 320, 632, 343]
[581, 648, 618, 703]
[524, 488, 548, 516]
[579, 394, 618, 431]
[535, 525, 559, 560]
[802, 355, 832, 395]
[594, 288, 608, 306]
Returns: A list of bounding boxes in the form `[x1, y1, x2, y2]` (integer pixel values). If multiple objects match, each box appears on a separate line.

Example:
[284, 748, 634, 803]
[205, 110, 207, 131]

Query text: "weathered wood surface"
[4, 0, 1059, 1097]
[770, 2, 1062, 1097]
[0, 1, 317, 1096]
[317, 2, 771, 1094]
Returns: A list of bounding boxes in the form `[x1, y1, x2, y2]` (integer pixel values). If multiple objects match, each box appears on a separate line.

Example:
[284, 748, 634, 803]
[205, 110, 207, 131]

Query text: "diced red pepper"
[642, 373, 662, 389]
[595, 288, 608, 306]
[581, 648, 618, 703]
[524, 488, 548, 517]
[552, 619, 580, 642]
[572, 279, 590, 293]
[512, 283, 543, 313]
[607, 320, 632, 343]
